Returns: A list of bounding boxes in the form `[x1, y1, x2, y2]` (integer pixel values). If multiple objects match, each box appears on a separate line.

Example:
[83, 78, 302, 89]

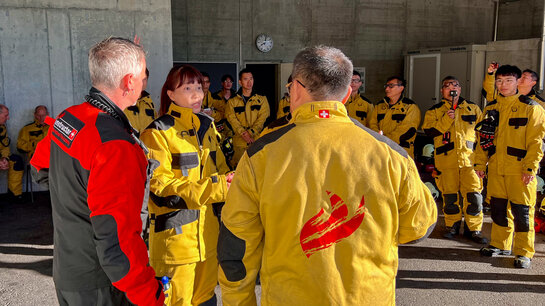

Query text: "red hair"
[160, 65, 203, 115]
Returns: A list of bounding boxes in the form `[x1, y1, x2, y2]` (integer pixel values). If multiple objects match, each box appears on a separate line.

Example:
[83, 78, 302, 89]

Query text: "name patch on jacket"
[52, 111, 84, 149]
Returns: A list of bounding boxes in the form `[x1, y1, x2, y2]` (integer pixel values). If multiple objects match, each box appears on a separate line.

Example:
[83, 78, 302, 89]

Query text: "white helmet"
[425, 182, 440, 199]
[537, 176, 545, 194]
[422, 144, 434, 158]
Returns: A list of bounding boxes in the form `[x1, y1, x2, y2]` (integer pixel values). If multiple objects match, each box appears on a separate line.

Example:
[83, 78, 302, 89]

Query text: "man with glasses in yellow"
[345, 70, 373, 127]
[422, 76, 486, 243]
[476, 65, 545, 269]
[369, 76, 421, 158]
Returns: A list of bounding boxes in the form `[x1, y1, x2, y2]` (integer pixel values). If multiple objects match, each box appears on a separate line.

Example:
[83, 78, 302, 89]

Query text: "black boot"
[468, 231, 488, 244]
[443, 221, 461, 239]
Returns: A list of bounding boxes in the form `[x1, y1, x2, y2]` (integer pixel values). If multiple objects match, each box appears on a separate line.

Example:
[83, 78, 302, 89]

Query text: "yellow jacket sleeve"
[17, 126, 32, 154]
[482, 72, 496, 102]
[388, 104, 421, 143]
[141, 129, 228, 209]
[249, 97, 270, 138]
[421, 106, 454, 134]
[226, 99, 246, 136]
[218, 153, 263, 306]
[523, 106, 545, 175]
[368, 105, 380, 132]
[398, 158, 437, 243]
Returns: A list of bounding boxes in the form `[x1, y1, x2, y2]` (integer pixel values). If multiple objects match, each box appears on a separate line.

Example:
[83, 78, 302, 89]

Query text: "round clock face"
[256, 34, 273, 53]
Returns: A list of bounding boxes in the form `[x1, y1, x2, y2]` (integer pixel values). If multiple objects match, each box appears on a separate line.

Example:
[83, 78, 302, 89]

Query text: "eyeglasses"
[384, 83, 402, 89]
[495, 78, 516, 85]
[351, 79, 362, 83]
[442, 81, 460, 88]
[223, 80, 233, 84]
[286, 79, 307, 91]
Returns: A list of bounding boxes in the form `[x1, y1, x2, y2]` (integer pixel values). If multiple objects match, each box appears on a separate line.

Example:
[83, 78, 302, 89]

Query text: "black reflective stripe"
[127, 105, 139, 114]
[466, 141, 475, 150]
[90, 214, 130, 282]
[247, 123, 296, 158]
[196, 113, 212, 144]
[436, 142, 455, 155]
[350, 118, 408, 158]
[218, 224, 247, 282]
[147, 115, 175, 131]
[283, 106, 290, 113]
[466, 192, 483, 216]
[508, 117, 528, 129]
[391, 113, 406, 122]
[171, 152, 199, 170]
[355, 110, 367, 120]
[399, 127, 416, 142]
[424, 128, 442, 138]
[511, 202, 530, 232]
[250, 104, 261, 111]
[171, 111, 181, 118]
[29, 130, 43, 137]
[153, 209, 199, 233]
[234, 106, 245, 114]
[461, 115, 477, 123]
[149, 192, 188, 209]
[506, 146, 527, 160]
[491, 197, 509, 227]
[145, 109, 155, 118]
[377, 114, 385, 122]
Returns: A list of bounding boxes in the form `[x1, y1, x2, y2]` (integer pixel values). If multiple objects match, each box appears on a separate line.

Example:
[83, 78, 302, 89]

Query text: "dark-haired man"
[476, 65, 545, 269]
[369, 76, 421, 158]
[346, 70, 374, 127]
[422, 76, 486, 243]
[225, 68, 270, 167]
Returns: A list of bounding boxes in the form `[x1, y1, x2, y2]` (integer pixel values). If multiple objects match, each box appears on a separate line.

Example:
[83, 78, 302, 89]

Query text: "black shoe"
[443, 221, 461, 239]
[480, 245, 511, 257]
[469, 231, 489, 244]
[514, 255, 531, 269]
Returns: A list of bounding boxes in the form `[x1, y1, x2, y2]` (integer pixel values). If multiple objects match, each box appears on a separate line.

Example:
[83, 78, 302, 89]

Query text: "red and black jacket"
[31, 87, 164, 305]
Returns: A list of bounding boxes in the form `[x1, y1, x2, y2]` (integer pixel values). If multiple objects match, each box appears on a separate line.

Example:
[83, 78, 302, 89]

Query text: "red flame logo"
[300, 191, 365, 258]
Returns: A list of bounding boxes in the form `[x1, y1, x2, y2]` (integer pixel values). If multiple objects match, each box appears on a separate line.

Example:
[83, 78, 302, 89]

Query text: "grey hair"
[0, 105, 7, 113]
[88, 37, 145, 90]
[292, 45, 353, 101]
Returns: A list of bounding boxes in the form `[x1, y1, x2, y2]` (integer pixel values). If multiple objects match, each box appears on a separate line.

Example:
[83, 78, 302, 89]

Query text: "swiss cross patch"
[318, 109, 330, 119]
[52, 111, 84, 149]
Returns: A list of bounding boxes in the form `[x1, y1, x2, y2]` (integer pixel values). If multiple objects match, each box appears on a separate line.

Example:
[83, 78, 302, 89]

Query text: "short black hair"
[201, 71, 210, 79]
[221, 74, 234, 82]
[523, 69, 539, 83]
[386, 76, 406, 87]
[353, 70, 361, 78]
[496, 65, 521, 79]
[239, 68, 253, 80]
[442, 75, 459, 84]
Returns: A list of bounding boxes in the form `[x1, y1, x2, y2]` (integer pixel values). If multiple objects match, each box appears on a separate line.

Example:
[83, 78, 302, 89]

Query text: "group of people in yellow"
[113, 55, 545, 304]
[0, 105, 49, 202]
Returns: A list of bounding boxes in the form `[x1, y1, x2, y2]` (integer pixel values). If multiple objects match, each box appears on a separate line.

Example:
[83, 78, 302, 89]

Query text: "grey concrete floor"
[1, 193, 544, 305]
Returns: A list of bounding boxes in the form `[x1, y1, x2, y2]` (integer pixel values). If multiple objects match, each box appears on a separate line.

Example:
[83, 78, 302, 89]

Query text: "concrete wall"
[0, 0, 173, 192]
[497, 0, 544, 41]
[172, 0, 496, 102]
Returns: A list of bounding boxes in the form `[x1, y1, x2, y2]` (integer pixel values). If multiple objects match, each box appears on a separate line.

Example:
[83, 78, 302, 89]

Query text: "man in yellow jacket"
[476, 65, 545, 269]
[368, 76, 421, 158]
[218, 45, 437, 305]
[225, 68, 270, 168]
[422, 76, 486, 244]
[17, 105, 49, 159]
[0, 105, 24, 201]
[345, 70, 374, 127]
[123, 68, 157, 137]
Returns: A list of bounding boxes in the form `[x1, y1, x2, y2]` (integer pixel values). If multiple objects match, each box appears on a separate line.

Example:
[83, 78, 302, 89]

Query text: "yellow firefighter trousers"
[153, 256, 218, 306]
[487, 173, 536, 258]
[435, 167, 483, 230]
[8, 156, 23, 196]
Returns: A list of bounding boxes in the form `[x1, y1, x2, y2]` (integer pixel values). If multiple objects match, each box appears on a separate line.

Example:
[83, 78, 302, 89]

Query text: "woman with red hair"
[141, 65, 233, 305]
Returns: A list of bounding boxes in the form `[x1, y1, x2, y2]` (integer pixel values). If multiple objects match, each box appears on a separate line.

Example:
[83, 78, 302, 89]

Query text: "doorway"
[246, 63, 278, 126]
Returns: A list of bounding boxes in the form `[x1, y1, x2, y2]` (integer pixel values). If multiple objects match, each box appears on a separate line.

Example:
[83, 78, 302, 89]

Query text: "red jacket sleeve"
[87, 140, 164, 305]
[30, 130, 51, 186]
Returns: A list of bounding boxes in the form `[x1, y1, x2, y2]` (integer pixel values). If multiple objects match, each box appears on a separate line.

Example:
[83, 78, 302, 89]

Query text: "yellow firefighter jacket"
[225, 90, 270, 142]
[17, 119, 49, 159]
[368, 97, 421, 155]
[218, 101, 437, 306]
[203, 91, 225, 123]
[123, 91, 157, 136]
[140, 103, 230, 266]
[276, 94, 290, 119]
[346, 92, 374, 127]
[422, 98, 482, 170]
[0, 125, 11, 159]
[482, 72, 545, 109]
[474, 94, 545, 176]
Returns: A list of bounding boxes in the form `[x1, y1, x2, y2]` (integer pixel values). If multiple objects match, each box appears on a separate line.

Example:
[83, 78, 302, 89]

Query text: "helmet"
[537, 176, 545, 194]
[425, 182, 440, 199]
[422, 144, 434, 158]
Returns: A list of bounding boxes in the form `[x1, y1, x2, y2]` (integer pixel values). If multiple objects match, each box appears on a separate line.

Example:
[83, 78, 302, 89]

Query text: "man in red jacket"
[31, 37, 164, 305]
